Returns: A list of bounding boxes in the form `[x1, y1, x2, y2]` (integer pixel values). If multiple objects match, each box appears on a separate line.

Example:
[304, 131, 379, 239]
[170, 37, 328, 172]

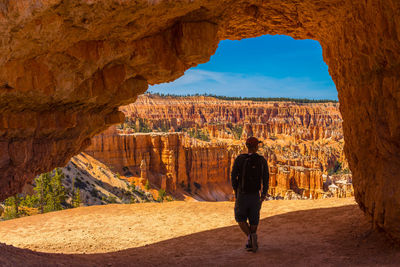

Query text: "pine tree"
[33, 170, 66, 213]
[72, 188, 81, 208]
[49, 168, 65, 211]
[34, 172, 52, 213]
[3, 169, 68, 219]
[13, 195, 20, 217]
[4, 195, 22, 219]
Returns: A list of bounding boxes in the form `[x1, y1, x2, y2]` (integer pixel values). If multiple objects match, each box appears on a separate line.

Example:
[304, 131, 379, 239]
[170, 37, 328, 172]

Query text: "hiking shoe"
[250, 233, 258, 252]
[245, 235, 252, 251]
[245, 243, 252, 251]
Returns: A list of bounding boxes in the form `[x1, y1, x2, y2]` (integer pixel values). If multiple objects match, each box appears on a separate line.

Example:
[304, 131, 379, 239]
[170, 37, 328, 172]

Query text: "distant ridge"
[145, 92, 338, 104]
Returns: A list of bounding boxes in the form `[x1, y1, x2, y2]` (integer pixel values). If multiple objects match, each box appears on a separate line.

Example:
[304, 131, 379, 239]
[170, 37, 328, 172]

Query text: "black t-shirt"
[231, 153, 269, 195]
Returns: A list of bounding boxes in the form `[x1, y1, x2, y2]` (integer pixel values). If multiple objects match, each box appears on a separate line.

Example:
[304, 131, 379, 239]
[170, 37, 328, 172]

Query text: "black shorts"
[234, 193, 261, 225]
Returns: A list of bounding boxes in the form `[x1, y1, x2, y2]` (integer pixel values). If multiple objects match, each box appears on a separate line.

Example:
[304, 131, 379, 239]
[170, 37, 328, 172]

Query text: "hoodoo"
[0, 1, 399, 240]
[90, 95, 349, 201]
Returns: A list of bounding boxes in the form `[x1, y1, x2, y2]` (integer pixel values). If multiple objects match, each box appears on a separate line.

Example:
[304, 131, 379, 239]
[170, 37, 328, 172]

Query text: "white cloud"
[150, 69, 337, 100]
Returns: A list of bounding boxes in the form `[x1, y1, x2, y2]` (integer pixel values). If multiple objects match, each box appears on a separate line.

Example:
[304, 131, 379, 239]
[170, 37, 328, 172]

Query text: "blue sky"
[150, 35, 337, 100]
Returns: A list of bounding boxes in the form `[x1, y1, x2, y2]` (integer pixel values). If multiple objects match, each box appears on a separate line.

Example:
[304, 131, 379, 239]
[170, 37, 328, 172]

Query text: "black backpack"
[240, 154, 264, 193]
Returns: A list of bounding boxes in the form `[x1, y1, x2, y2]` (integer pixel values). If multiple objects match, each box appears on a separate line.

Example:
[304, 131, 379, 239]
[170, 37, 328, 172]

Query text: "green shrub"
[188, 128, 210, 142]
[106, 195, 117, 204]
[342, 168, 351, 174]
[90, 187, 98, 198]
[73, 177, 87, 190]
[159, 121, 170, 132]
[157, 189, 166, 202]
[130, 196, 138, 204]
[328, 160, 342, 175]
[3, 196, 22, 219]
[129, 180, 136, 191]
[230, 125, 243, 140]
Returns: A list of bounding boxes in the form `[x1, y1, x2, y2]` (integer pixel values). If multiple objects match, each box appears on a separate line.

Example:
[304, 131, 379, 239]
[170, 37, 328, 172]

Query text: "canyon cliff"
[83, 95, 352, 201]
[0, 0, 399, 239]
[85, 127, 235, 201]
[121, 94, 343, 141]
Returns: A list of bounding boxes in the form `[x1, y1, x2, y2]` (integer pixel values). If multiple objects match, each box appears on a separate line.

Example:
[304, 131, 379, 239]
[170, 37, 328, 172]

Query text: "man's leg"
[249, 224, 258, 251]
[248, 195, 261, 252]
[238, 221, 250, 236]
[250, 224, 258, 234]
[235, 194, 249, 236]
[238, 221, 253, 251]
[235, 194, 254, 250]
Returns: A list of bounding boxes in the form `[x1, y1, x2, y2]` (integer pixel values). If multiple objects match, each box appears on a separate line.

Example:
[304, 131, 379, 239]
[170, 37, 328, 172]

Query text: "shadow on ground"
[1, 204, 399, 266]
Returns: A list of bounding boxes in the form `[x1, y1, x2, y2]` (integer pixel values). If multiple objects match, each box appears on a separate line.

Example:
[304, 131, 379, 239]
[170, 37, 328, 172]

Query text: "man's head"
[246, 137, 262, 153]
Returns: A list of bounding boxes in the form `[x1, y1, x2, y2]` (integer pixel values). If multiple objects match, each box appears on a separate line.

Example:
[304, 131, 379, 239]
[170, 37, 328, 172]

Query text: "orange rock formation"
[85, 96, 350, 201]
[122, 94, 343, 141]
[85, 127, 235, 201]
[0, 0, 398, 239]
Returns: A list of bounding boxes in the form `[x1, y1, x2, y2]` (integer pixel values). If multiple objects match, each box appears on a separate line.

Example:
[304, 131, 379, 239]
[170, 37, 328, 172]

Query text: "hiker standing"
[231, 136, 269, 252]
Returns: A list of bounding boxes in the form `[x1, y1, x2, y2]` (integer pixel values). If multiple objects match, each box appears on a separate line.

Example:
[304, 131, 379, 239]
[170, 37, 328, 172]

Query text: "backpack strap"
[240, 155, 250, 193]
[259, 155, 264, 191]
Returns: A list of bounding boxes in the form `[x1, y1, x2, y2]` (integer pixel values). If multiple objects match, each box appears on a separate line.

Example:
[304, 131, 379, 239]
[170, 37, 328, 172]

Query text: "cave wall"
[0, 0, 399, 239]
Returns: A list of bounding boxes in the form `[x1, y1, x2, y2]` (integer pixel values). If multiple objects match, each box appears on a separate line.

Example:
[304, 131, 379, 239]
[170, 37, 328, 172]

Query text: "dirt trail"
[0, 198, 399, 266]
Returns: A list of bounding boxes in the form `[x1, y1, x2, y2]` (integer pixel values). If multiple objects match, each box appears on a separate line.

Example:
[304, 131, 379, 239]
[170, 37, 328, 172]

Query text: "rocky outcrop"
[264, 139, 350, 199]
[0, 0, 399, 239]
[85, 127, 235, 201]
[84, 124, 350, 201]
[61, 152, 159, 205]
[122, 95, 343, 141]
[117, 95, 350, 200]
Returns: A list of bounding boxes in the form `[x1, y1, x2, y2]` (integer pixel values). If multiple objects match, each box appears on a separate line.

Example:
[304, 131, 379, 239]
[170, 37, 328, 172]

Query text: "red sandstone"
[0, 0, 398, 239]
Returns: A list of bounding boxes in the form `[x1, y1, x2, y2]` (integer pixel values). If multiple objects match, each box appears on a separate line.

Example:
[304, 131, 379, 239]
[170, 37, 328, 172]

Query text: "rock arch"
[0, 1, 399, 240]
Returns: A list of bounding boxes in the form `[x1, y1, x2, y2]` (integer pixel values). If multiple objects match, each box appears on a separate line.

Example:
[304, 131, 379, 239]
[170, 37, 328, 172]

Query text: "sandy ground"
[0, 198, 399, 266]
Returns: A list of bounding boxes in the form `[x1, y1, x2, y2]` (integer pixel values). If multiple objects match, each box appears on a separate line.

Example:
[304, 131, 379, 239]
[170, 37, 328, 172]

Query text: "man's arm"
[261, 159, 269, 199]
[231, 157, 240, 196]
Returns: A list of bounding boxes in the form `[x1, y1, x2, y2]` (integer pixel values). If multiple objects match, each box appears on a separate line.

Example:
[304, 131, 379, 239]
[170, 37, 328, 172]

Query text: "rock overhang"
[0, 0, 399, 240]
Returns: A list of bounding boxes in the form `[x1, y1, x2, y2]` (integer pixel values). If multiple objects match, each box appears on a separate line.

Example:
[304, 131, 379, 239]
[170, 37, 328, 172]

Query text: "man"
[231, 136, 269, 252]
